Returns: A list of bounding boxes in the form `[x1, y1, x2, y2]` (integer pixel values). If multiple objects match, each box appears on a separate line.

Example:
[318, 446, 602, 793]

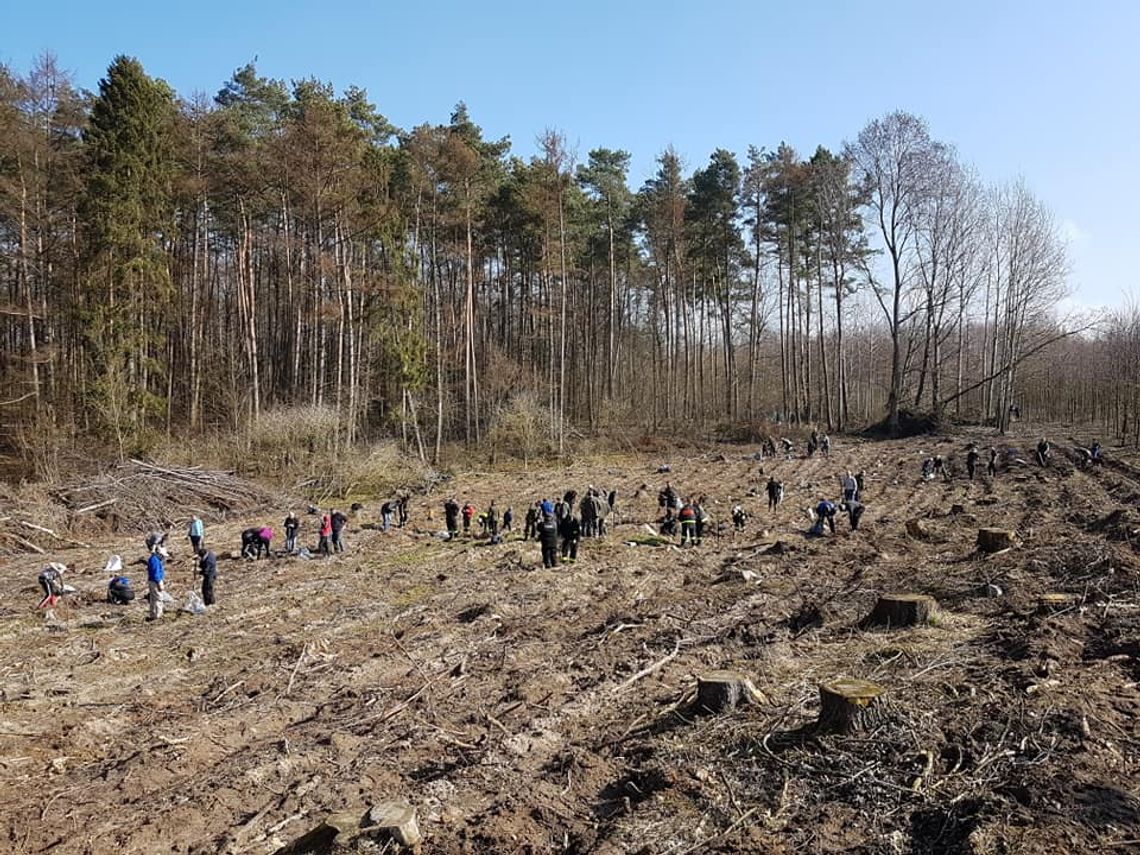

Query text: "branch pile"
[0, 460, 283, 555]
[55, 459, 280, 532]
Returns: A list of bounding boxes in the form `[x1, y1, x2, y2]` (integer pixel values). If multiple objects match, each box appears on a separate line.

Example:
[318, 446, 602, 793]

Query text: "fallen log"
[816, 679, 885, 734]
[1, 531, 46, 554]
[16, 520, 90, 549]
[73, 498, 118, 515]
[1037, 593, 1079, 614]
[696, 671, 764, 713]
[862, 593, 937, 629]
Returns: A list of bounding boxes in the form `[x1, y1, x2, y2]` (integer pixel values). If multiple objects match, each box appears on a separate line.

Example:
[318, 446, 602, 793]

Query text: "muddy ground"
[1, 428, 1138, 854]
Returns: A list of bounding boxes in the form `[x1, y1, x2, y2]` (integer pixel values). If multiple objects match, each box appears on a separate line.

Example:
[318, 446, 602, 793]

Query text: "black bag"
[107, 577, 135, 604]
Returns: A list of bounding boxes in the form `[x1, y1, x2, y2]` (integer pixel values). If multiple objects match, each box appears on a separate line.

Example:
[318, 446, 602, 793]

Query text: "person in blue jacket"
[147, 545, 167, 621]
[810, 499, 837, 536]
[187, 516, 204, 553]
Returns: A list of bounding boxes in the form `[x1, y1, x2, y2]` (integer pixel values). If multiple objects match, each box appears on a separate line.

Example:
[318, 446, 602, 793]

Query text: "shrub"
[486, 394, 557, 467]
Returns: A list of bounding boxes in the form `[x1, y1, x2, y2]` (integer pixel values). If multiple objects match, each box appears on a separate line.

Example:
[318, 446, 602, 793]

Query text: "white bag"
[103, 555, 123, 575]
[183, 591, 206, 615]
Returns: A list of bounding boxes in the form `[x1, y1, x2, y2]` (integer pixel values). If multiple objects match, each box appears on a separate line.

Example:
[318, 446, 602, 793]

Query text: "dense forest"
[0, 54, 1135, 469]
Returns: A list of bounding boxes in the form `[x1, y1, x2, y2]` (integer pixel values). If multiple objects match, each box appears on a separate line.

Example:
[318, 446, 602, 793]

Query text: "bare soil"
[2, 429, 1138, 854]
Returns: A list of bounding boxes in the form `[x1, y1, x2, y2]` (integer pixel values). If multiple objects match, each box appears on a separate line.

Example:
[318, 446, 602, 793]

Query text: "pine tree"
[80, 55, 177, 456]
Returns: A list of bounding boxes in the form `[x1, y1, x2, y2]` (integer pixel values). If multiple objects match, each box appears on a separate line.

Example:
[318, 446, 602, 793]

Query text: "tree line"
[0, 53, 1114, 469]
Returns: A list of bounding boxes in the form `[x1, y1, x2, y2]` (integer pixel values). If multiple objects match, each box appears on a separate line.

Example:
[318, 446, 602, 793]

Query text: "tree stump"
[816, 679, 885, 734]
[1037, 593, 1078, 615]
[365, 800, 421, 846]
[977, 528, 1017, 553]
[696, 671, 764, 713]
[862, 593, 937, 628]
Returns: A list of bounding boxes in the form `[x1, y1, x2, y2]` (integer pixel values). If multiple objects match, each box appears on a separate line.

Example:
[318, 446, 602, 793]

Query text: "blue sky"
[6, 0, 1137, 308]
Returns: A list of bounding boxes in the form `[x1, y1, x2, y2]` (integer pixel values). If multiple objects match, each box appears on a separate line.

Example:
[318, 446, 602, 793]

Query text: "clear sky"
[6, 0, 1137, 309]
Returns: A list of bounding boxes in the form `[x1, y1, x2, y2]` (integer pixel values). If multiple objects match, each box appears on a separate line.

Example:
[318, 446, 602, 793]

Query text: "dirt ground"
[1, 428, 1138, 854]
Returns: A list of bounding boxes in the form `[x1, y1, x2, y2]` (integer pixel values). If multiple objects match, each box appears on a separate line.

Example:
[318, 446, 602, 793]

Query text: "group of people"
[379, 495, 411, 532]
[924, 446, 997, 482]
[920, 438, 1104, 483]
[757, 431, 831, 461]
[805, 470, 867, 536]
[656, 483, 712, 546]
[37, 430, 1109, 618]
[439, 487, 618, 566]
[39, 505, 360, 623]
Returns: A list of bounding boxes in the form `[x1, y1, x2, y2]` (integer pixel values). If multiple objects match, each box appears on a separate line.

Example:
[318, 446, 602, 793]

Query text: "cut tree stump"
[1037, 593, 1079, 614]
[816, 679, 885, 734]
[862, 593, 937, 628]
[364, 800, 421, 846]
[977, 528, 1018, 553]
[696, 670, 764, 713]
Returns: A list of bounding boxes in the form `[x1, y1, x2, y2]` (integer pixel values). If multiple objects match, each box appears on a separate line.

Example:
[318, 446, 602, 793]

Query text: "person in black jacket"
[966, 445, 980, 480]
[240, 527, 262, 559]
[284, 512, 301, 553]
[523, 502, 539, 540]
[443, 498, 460, 539]
[538, 513, 559, 568]
[106, 574, 134, 605]
[767, 477, 784, 512]
[331, 509, 348, 552]
[197, 547, 218, 605]
[559, 513, 581, 563]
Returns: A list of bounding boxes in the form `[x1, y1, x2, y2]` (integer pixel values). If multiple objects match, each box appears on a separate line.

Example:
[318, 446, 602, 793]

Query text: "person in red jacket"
[461, 502, 475, 534]
[318, 513, 333, 556]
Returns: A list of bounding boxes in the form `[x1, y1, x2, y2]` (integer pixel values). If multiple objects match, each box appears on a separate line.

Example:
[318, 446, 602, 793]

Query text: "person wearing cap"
[37, 563, 67, 609]
[147, 546, 167, 620]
